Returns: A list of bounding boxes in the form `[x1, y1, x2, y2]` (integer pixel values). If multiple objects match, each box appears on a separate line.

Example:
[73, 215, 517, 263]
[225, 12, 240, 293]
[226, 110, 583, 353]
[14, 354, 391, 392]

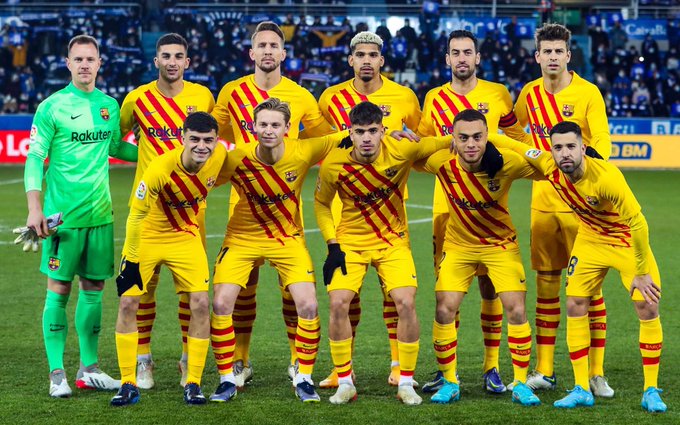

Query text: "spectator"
[641, 34, 660, 67]
[570, 40, 586, 75]
[609, 21, 628, 51]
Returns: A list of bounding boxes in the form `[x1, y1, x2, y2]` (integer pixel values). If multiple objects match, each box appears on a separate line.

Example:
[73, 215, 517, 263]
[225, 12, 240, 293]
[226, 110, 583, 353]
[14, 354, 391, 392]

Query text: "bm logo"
[611, 142, 651, 160]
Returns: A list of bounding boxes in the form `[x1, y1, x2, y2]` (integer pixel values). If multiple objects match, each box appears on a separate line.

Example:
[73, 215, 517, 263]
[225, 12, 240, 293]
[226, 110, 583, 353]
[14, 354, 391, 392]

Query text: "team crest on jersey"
[48, 257, 60, 271]
[562, 104, 575, 117]
[379, 105, 391, 117]
[186, 105, 197, 114]
[385, 167, 398, 178]
[487, 179, 500, 192]
[206, 176, 216, 188]
[100, 108, 110, 121]
[285, 170, 298, 182]
[585, 196, 599, 207]
[136, 181, 147, 200]
[525, 149, 543, 159]
[477, 102, 489, 114]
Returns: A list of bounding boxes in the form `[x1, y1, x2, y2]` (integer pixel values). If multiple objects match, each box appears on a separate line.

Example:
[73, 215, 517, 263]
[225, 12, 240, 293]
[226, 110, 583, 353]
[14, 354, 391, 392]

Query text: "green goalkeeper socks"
[75, 290, 103, 367]
[43, 290, 70, 372]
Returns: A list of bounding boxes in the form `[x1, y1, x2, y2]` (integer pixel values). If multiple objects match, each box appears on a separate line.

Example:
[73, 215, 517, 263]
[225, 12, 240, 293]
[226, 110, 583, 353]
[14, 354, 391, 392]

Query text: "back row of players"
[24, 21, 665, 412]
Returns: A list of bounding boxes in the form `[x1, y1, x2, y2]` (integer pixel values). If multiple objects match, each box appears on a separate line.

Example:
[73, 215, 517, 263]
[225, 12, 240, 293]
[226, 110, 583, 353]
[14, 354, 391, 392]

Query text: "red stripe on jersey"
[450, 162, 510, 242]
[157, 191, 184, 232]
[349, 85, 368, 102]
[232, 168, 278, 240]
[163, 183, 196, 227]
[499, 111, 518, 128]
[525, 94, 550, 150]
[532, 86, 556, 132]
[231, 91, 255, 129]
[363, 163, 405, 204]
[144, 90, 183, 145]
[338, 173, 392, 245]
[437, 168, 491, 245]
[327, 105, 343, 130]
[453, 92, 474, 110]
[466, 172, 510, 216]
[260, 163, 301, 214]
[132, 110, 164, 154]
[169, 171, 200, 215]
[544, 90, 563, 124]
[242, 157, 296, 228]
[227, 102, 253, 143]
[438, 90, 461, 116]
[432, 98, 454, 131]
[239, 82, 260, 110]
[135, 100, 174, 150]
[163, 94, 187, 123]
[340, 88, 359, 107]
[344, 164, 402, 239]
[430, 111, 446, 136]
[185, 172, 209, 199]
[331, 95, 351, 126]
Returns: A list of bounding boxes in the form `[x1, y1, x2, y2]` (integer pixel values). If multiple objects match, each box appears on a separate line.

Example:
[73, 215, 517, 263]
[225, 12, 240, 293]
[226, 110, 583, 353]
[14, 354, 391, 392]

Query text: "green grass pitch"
[0, 165, 678, 424]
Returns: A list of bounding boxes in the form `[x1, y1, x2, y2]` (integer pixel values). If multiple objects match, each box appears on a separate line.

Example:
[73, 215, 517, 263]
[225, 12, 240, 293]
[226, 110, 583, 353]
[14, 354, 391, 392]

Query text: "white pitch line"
[0, 178, 23, 186]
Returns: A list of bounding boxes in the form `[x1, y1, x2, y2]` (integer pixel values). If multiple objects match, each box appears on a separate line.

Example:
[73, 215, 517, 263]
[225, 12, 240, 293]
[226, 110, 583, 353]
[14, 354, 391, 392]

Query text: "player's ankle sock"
[43, 290, 70, 372]
[178, 293, 191, 357]
[186, 336, 209, 385]
[480, 298, 503, 372]
[233, 283, 256, 364]
[567, 315, 590, 390]
[116, 331, 138, 385]
[330, 337, 353, 385]
[75, 289, 103, 367]
[433, 320, 458, 383]
[296, 316, 320, 376]
[383, 295, 399, 366]
[211, 313, 235, 377]
[281, 286, 299, 365]
[588, 294, 607, 377]
[397, 340, 419, 385]
[508, 322, 532, 384]
[136, 272, 158, 356]
[639, 317, 662, 389]
[535, 273, 561, 376]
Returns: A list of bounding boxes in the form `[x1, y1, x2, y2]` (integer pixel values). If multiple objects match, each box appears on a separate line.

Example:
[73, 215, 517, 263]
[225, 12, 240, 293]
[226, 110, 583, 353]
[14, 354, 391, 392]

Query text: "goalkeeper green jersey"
[25, 83, 122, 228]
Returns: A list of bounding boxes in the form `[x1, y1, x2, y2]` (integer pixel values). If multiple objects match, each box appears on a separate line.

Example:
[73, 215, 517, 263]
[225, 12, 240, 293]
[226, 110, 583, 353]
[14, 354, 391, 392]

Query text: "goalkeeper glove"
[12, 212, 63, 253]
[116, 259, 143, 297]
[322, 243, 347, 286]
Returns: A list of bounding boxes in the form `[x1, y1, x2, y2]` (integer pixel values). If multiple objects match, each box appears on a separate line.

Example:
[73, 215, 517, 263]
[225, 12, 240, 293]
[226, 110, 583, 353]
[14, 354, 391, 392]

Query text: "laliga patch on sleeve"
[135, 181, 147, 200]
[525, 149, 543, 159]
[30, 125, 38, 142]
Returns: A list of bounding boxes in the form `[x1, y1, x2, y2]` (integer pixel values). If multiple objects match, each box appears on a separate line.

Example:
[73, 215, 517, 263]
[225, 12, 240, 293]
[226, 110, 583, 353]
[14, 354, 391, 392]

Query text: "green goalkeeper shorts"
[40, 223, 114, 282]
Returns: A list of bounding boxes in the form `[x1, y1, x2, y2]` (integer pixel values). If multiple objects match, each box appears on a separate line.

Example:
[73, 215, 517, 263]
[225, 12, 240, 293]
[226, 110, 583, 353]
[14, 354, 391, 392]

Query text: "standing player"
[493, 122, 666, 413]
[111, 112, 227, 406]
[415, 109, 541, 406]
[120, 33, 215, 389]
[514, 23, 613, 395]
[23, 35, 135, 397]
[417, 29, 533, 394]
[209, 98, 347, 403]
[211, 21, 334, 386]
[315, 102, 450, 405]
[317, 30, 422, 389]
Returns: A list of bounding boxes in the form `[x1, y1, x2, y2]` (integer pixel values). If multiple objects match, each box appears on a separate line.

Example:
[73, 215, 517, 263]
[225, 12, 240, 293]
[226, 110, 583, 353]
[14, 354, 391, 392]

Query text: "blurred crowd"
[1, 6, 680, 117]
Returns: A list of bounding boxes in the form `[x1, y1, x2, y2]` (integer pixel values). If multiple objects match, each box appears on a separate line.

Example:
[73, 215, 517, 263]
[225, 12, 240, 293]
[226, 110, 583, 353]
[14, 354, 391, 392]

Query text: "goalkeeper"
[21, 35, 137, 398]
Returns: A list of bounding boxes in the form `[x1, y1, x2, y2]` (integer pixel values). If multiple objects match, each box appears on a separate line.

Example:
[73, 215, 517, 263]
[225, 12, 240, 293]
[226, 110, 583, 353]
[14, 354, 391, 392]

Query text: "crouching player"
[112, 112, 228, 406]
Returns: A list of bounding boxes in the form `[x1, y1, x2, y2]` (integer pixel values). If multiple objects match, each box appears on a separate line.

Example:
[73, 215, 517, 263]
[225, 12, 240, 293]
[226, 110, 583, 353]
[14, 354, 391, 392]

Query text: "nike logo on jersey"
[71, 114, 82, 120]
[532, 106, 540, 111]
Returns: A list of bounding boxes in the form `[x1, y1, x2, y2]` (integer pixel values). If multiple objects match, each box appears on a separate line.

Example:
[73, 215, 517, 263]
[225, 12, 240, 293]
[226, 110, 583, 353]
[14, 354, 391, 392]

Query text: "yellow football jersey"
[515, 72, 611, 212]
[315, 136, 450, 250]
[222, 132, 347, 244]
[212, 75, 332, 146]
[417, 148, 542, 248]
[318, 77, 421, 133]
[120, 80, 215, 205]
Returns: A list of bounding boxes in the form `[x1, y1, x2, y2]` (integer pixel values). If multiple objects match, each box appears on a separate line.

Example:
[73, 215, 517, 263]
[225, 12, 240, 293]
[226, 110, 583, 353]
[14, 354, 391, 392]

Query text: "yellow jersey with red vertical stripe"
[221, 132, 347, 244]
[318, 77, 421, 133]
[131, 144, 228, 237]
[417, 148, 542, 248]
[212, 75, 332, 146]
[315, 136, 451, 250]
[120, 80, 215, 205]
[514, 72, 611, 212]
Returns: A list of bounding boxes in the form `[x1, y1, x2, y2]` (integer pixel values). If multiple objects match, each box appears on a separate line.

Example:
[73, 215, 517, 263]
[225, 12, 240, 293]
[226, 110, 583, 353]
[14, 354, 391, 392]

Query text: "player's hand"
[390, 128, 420, 142]
[585, 146, 604, 160]
[630, 274, 661, 304]
[338, 135, 353, 149]
[323, 243, 347, 286]
[26, 209, 49, 238]
[116, 259, 143, 297]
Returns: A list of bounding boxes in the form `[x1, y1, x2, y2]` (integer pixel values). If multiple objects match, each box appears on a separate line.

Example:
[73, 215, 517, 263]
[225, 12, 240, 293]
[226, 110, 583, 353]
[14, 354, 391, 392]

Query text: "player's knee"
[329, 297, 351, 319]
[504, 303, 527, 324]
[634, 301, 659, 321]
[119, 296, 140, 317]
[394, 296, 416, 317]
[566, 297, 589, 316]
[190, 293, 210, 318]
[434, 303, 456, 324]
[296, 299, 318, 319]
[212, 294, 234, 316]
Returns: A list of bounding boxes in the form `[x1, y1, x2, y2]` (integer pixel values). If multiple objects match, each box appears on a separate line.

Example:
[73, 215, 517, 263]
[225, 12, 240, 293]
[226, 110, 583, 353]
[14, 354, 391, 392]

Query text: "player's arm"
[317, 88, 336, 130]
[306, 130, 350, 163]
[314, 164, 339, 243]
[498, 87, 533, 145]
[513, 85, 530, 128]
[212, 83, 235, 141]
[123, 169, 161, 262]
[487, 134, 553, 175]
[585, 89, 612, 160]
[299, 90, 335, 138]
[108, 103, 138, 162]
[215, 147, 234, 187]
[403, 88, 422, 133]
[24, 103, 56, 237]
[416, 91, 437, 137]
[410, 135, 452, 162]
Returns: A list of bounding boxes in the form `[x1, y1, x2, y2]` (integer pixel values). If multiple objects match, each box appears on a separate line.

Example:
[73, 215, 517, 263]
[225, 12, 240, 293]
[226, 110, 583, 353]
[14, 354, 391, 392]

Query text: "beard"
[452, 66, 475, 81]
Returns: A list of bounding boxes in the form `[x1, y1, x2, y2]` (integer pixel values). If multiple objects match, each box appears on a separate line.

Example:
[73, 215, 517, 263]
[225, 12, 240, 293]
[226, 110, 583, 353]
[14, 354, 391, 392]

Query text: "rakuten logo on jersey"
[0, 130, 30, 163]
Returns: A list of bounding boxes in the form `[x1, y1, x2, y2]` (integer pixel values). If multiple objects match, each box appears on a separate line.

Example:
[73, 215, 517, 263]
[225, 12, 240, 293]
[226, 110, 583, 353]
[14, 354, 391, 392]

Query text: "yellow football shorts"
[530, 209, 579, 271]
